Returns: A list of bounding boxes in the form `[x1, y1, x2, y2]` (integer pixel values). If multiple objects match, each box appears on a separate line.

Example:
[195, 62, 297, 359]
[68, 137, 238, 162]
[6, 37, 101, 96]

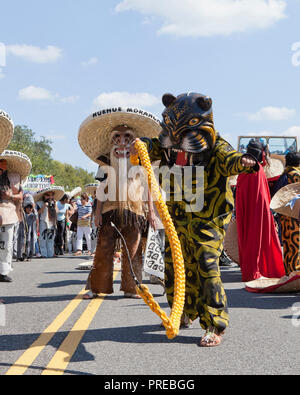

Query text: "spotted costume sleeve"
[287, 168, 300, 184]
[214, 137, 259, 177]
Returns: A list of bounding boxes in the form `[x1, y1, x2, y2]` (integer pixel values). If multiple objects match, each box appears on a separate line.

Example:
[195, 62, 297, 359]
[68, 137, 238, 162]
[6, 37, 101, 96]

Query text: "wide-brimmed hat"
[78, 107, 162, 165]
[0, 110, 14, 154]
[33, 186, 65, 202]
[0, 150, 32, 182]
[84, 183, 99, 196]
[66, 187, 82, 200]
[245, 272, 300, 294]
[224, 218, 240, 265]
[264, 158, 285, 180]
[270, 182, 300, 219]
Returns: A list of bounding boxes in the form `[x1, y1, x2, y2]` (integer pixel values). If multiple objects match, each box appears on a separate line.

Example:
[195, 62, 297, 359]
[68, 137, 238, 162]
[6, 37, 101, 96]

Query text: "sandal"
[73, 251, 83, 256]
[83, 291, 97, 300]
[199, 327, 225, 348]
[124, 293, 142, 299]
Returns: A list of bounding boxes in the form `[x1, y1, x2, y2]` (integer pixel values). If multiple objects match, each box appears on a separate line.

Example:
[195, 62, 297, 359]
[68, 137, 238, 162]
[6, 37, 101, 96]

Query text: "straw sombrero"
[78, 107, 162, 165]
[66, 187, 82, 200]
[0, 110, 14, 154]
[264, 158, 284, 180]
[33, 186, 65, 203]
[0, 150, 32, 182]
[84, 183, 99, 196]
[224, 218, 240, 265]
[245, 272, 300, 294]
[270, 182, 300, 219]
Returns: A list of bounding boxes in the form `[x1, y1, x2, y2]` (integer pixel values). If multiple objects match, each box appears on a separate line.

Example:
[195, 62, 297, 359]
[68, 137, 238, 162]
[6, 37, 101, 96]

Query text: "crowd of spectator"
[0, 183, 98, 283]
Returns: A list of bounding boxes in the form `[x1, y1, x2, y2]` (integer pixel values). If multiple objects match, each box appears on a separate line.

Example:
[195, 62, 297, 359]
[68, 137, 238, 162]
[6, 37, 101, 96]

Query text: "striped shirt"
[76, 200, 92, 227]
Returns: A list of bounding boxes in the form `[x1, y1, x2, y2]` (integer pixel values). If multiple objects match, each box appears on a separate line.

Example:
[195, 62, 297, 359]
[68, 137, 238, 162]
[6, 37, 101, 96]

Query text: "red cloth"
[236, 164, 285, 282]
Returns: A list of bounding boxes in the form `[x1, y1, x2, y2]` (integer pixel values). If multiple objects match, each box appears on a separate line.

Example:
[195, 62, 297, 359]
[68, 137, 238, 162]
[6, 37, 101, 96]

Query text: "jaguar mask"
[159, 93, 217, 167]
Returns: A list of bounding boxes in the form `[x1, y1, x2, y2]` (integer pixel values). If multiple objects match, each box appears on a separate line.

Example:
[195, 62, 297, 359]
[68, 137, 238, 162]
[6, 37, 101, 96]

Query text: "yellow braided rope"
[131, 139, 186, 340]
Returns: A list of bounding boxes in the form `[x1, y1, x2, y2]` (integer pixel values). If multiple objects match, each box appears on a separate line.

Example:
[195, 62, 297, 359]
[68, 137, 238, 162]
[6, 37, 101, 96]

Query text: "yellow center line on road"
[42, 271, 119, 376]
[5, 288, 87, 376]
[42, 296, 105, 375]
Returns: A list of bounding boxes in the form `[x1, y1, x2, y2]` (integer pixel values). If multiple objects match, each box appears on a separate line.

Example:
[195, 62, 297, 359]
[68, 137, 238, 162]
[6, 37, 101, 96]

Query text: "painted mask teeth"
[171, 148, 189, 158]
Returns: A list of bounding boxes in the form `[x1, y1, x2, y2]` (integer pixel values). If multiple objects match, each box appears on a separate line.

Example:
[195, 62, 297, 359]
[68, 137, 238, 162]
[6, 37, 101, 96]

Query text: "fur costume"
[78, 108, 161, 296]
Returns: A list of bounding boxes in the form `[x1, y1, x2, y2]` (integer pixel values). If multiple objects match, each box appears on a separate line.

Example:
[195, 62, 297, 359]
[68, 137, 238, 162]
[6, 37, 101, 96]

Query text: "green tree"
[8, 125, 53, 174]
[8, 125, 95, 190]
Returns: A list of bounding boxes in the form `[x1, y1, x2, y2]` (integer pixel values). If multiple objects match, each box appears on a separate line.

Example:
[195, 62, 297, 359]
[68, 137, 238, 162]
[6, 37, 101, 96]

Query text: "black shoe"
[219, 252, 233, 267]
[0, 275, 13, 283]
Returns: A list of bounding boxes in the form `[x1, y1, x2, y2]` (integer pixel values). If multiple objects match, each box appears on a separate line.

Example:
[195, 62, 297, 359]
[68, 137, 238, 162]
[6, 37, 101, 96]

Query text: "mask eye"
[189, 118, 200, 127]
[164, 115, 171, 125]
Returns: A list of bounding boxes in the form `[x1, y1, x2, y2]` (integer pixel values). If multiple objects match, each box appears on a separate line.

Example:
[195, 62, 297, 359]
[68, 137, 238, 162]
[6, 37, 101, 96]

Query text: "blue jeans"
[39, 221, 56, 258]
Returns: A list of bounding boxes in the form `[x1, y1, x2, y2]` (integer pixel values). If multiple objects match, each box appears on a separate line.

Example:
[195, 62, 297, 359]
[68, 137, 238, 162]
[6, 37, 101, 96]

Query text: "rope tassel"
[131, 139, 186, 340]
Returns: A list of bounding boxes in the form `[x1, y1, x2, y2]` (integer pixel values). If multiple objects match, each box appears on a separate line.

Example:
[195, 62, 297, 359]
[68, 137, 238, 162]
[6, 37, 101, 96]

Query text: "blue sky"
[0, 0, 299, 174]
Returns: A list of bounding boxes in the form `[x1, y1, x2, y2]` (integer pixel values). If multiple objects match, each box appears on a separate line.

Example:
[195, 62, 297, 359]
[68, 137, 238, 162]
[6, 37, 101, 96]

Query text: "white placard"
[144, 227, 165, 280]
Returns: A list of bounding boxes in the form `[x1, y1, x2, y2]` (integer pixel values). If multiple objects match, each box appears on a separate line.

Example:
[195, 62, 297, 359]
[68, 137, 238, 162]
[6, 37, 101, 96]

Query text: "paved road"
[0, 255, 299, 376]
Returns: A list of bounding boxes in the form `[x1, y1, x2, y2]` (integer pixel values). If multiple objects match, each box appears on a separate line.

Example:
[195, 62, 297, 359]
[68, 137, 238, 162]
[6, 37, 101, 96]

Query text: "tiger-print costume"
[141, 92, 258, 333]
[280, 166, 300, 275]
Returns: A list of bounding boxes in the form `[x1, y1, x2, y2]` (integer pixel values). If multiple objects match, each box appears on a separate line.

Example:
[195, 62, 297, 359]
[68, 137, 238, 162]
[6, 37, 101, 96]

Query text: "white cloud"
[7, 45, 62, 64]
[245, 127, 300, 137]
[60, 95, 80, 104]
[81, 57, 99, 67]
[93, 91, 160, 109]
[282, 126, 300, 136]
[115, 0, 287, 37]
[19, 86, 56, 101]
[246, 106, 296, 121]
[18, 86, 79, 103]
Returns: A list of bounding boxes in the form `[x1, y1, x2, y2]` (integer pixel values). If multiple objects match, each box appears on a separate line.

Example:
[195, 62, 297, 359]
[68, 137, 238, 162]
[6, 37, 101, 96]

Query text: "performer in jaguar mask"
[131, 92, 258, 347]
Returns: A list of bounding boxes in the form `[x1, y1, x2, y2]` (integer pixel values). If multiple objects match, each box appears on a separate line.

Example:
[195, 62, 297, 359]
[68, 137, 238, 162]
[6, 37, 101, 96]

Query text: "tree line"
[8, 125, 95, 191]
